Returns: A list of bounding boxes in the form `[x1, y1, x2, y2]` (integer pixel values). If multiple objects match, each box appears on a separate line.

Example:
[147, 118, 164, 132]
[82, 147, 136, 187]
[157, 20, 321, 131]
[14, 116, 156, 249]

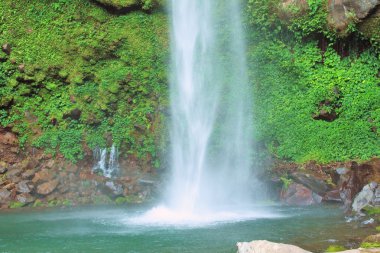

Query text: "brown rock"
[281, 183, 317, 205]
[363, 233, 380, 243]
[32, 169, 55, 184]
[16, 193, 35, 204]
[1, 43, 11, 55]
[37, 179, 59, 195]
[6, 168, 22, 179]
[3, 183, 15, 191]
[18, 64, 25, 73]
[324, 189, 342, 202]
[21, 169, 35, 179]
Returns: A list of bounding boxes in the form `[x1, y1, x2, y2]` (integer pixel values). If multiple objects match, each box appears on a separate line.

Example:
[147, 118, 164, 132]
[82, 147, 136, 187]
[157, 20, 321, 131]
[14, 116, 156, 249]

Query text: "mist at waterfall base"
[132, 0, 274, 225]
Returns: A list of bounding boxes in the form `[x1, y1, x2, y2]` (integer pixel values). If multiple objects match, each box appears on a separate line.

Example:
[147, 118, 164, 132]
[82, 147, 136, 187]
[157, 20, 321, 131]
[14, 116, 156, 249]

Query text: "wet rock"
[2, 43, 11, 55]
[103, 181, 124, 197]
[352, 182, 377, 212]
[0, 189, 11, 203]
[236, 240, 312, 253]
[16, 193, 35, 204]
[336, 167, 350, 175]
[21, 169, 35, 180]
[32, 169, 55, 184]
[281, 183, 317, 206]
[374, 188, 380, 206]
[291, 172, 331, 195]
[37, 179, 59, 195]
[324, 189, 342, 202]
[16, 180, 34, 193]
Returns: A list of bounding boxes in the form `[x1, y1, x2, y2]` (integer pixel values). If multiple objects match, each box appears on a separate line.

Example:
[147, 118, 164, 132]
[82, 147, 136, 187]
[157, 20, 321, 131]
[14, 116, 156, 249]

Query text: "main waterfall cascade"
[133, 0, 269, 225]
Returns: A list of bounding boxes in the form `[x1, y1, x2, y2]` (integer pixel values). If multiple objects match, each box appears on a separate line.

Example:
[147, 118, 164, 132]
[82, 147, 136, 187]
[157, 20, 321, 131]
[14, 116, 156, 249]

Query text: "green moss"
[361, 242, 380, 249]
[115, 195, 139, 204]
[363, 206, 380, 215]
[32, 199, 44, 208]
[9, 201, 25, 209]
[0, 0, 169, 165]
[325, 245, 346, 252]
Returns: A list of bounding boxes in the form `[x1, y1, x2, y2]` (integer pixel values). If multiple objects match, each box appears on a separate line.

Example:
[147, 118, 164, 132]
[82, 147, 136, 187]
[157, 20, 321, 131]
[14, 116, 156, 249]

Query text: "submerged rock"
[236, 240, 311, 253]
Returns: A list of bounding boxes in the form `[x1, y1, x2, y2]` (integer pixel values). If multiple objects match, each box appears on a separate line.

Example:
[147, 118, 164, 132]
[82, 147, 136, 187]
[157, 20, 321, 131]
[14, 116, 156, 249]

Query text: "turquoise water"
[0, 205, 370, 253]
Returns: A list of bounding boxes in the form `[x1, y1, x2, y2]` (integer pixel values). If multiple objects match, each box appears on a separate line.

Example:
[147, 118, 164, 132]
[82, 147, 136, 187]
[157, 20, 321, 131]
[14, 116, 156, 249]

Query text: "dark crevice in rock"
[89, 0, 142, 15]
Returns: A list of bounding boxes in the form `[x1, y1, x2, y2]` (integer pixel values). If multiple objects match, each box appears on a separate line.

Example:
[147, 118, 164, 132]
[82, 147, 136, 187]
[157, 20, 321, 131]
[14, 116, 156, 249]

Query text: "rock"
[21, 169, 35, 179]
[352, 182, 377, 212]
[325, 189, 342, 202]
[363, 233, 380, 243]
[291, 172, 331, 195]
[62, 108, 82, 120]
[37, 179, 59, 195]
[336, 167, 350, 175]
[2, 43, 11, 55]
[281, 183, 317, 206]
[6, 168, 23, 179]
[15, 193, 35, 204]
[104, 181, 124, 197]
[236, 240, 312, 253]
[32, 169, 55, 184]
[328, 0, 380, 33]
[93, 0, 139, 10]
[0, 189, 11, 203]
[18, 64, 25, 73]
[0, 164, 7, 174]
[16, 180, 34, 193]
[374, 188, 380, 206]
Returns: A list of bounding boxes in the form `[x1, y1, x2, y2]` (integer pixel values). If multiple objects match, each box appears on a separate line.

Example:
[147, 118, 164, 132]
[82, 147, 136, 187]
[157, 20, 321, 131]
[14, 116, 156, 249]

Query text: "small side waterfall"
[92, 145, 119, 178]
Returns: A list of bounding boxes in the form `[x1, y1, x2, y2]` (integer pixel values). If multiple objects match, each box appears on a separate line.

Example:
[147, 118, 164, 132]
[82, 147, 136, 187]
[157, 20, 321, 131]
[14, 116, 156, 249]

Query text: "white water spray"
[133, 0, 266, 225]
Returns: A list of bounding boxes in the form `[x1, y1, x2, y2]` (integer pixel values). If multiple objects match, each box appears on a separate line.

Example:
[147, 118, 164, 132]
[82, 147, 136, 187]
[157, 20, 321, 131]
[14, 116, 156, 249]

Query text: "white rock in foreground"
[236, 240, 312, 253]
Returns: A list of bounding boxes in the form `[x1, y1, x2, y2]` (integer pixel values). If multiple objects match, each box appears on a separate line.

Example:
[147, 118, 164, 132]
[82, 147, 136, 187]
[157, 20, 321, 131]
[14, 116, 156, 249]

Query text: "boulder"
[6, 168, 23, 179]
[291, 172, 331, 195]
[281, 183, 319, 206]
[103, 181, 124, 197]
[363, 233, 380, 244]
[0, 189, 11, 203]
[15, 193, 35, 204]
[325, 189, 342, 202]
[1, 43, 11, 55]
[236, 240, 311, 253]
[32, 169, 55, 184]
[16, 180, 34, 193]
[21, 169, 35, 180]
[328, 0, 380, 33]
[374, 188, 380, 206]
[352, 182, 377, 212]
[37, 179, 59, 195]
[0, 164, 7, 174]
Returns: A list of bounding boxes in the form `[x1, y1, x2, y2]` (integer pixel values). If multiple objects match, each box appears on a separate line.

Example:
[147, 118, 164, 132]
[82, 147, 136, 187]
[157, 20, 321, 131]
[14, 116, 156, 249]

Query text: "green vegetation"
[0, 0, 379, 167]
[0, 0, 169, 164]
[248, 0, 380, 163]
[361, 242, 380, 249]
[325, 245, 346, 252]
[9, 201, 25, 209]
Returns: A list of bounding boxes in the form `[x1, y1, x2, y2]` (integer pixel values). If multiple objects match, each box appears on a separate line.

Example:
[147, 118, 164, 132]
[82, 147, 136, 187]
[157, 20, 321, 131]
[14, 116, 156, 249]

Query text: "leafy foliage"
[0, 0, 169, 164]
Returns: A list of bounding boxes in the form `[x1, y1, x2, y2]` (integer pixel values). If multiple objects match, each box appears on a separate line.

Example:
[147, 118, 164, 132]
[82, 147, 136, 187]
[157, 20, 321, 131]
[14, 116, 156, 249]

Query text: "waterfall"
[132, 0, 267, 225]
[93, 145, 119, 178]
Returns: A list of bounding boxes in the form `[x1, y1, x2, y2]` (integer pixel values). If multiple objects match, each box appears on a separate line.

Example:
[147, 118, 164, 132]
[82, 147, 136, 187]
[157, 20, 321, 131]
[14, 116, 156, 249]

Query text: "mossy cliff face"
[248, 0, 380, 163]
[0, 0, 169, 166]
